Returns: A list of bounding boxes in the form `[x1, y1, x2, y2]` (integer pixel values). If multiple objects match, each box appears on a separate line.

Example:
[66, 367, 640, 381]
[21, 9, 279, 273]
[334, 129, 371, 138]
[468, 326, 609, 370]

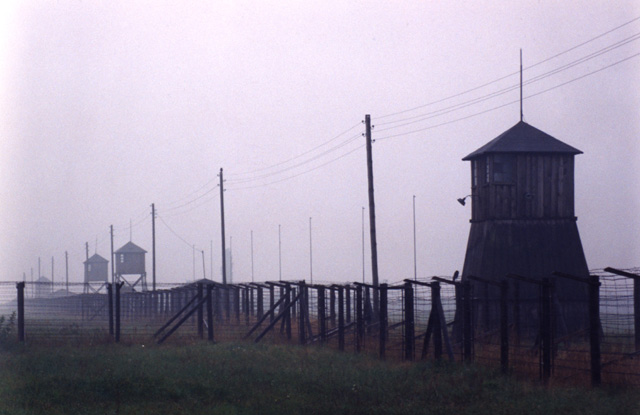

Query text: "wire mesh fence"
[2, 267, 640, 386]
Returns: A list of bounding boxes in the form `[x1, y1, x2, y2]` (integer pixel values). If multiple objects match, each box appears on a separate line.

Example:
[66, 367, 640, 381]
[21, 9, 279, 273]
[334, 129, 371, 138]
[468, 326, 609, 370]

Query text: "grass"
[1, 342, 639, 415]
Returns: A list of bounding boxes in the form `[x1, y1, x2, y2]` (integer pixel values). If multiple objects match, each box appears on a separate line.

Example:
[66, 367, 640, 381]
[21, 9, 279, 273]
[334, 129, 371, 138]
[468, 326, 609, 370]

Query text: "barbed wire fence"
[2, 267, 640, 386]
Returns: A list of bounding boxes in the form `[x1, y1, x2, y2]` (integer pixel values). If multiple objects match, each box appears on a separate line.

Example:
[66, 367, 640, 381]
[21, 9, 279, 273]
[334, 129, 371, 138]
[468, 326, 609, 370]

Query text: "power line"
[375, 32, 640, 132]
[157, 214, 197, 250]
[376, 15, 640, 122]
[227, 122, 361, 178]
[226, 133, 362, 185]
[227, 144, 365, 191]
[375, 51, 640, 142]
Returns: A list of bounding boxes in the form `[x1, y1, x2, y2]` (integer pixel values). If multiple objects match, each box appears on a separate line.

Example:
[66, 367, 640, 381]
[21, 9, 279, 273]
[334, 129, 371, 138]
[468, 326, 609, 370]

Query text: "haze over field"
[1, 1, 638, 285]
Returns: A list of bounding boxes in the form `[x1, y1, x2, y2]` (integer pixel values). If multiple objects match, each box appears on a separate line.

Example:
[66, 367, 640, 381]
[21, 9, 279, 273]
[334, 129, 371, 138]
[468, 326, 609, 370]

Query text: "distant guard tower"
[460, 120, 589, 331]
[115, 241, 148, 291]
[83, 253, 109, 293]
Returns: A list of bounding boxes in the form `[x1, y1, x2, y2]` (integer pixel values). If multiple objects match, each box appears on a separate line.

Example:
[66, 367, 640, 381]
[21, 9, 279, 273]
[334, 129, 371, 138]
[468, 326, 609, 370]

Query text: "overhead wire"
[375, 32, 640, 132]
[375, 50, 640, 141]
[375, 15, 640, 121]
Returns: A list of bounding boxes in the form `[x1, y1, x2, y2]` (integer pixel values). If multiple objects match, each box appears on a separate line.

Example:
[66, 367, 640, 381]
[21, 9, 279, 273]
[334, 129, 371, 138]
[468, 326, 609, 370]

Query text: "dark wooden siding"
[471, 153, 575, 221]
[116, 253, 146, 275]
[85, 262, 109, 282]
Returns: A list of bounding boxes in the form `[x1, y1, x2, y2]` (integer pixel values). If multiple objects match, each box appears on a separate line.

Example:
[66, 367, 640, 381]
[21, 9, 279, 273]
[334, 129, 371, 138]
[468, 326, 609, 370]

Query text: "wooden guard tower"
[115, 241, 148, 291]
[460, 120, 589, 331]
[83, 253, 109, 293]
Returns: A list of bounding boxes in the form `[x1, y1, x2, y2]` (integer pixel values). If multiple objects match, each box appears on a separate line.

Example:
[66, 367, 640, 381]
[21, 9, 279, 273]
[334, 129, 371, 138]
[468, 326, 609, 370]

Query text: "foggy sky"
[1, 1, 639, 286]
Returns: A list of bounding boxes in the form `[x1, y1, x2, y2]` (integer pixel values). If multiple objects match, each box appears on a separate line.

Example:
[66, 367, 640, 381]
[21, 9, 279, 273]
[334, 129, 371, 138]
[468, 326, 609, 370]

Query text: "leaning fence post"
[16, 282, 25, 342]
[404, 281, 415, 361]
[108, 283, 114, 336]
[589, 275, 601, 387]
[379, 284, 388, 360]
[500, 280, 509, 375]
[197, 283, 204, 339]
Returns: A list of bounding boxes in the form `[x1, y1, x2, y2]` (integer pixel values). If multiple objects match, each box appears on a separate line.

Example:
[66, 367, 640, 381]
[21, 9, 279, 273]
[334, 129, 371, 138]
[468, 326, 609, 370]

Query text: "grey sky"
[1, 1, 638, 285]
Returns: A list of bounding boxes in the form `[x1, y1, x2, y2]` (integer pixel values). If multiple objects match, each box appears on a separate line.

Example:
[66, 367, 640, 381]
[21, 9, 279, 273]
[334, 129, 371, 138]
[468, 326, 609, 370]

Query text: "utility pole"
[51, 256, 54, 293]
[219, 168, 227, 285]
[192, 244, 196, 281]
[151, 203, 156, 291]
[210, 240, 213, 282]
[365, 114, 380, 315]
[110, 225, 115, 285]
[65, 251, 69, 293]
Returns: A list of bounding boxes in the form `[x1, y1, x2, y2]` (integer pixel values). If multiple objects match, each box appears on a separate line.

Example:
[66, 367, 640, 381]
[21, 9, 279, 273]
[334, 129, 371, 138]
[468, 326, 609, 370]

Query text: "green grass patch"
[0, 342, 638, 415]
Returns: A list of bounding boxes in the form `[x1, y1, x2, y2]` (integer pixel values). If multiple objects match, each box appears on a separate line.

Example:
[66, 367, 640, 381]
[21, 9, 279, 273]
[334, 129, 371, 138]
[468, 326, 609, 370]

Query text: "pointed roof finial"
[520, 49, 523, 122]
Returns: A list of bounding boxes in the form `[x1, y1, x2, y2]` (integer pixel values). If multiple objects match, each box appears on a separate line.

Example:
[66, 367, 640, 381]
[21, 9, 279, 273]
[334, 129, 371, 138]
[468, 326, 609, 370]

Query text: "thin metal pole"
[362, 207, 365, 284]
[201, 250, 206, 280]
[251, 231, 254, 283]
[520, 49, 523, 122]
[413, 195, 417, 281]
[65, 251, 69, 293]
[309, 217, 313, 284]
[192, 244, 195, 281]
[278, 224, 282, 282]
[219, 168, 227, 285]
[152, 203, 156, 291]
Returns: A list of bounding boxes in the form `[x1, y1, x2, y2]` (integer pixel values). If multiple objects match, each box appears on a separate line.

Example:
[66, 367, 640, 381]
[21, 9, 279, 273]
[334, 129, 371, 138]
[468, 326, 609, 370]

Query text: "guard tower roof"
[463, 121, 582, 160]
[84, 253, 109, 264]
[115, 241, 147, 254]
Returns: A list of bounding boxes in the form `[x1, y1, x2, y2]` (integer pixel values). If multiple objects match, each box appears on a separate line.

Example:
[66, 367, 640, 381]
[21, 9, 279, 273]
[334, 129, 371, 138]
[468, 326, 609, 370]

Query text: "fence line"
[2, 267, 640, 387]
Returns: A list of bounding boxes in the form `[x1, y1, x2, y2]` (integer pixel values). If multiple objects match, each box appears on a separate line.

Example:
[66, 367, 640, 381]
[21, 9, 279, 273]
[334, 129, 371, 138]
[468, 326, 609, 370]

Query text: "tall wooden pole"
[362, 207, 365, 284]
[151, 203, 156, 291]
[365, 114, 380, 315]
[51, 256, 54, 293]
[219, 168, 227, 285]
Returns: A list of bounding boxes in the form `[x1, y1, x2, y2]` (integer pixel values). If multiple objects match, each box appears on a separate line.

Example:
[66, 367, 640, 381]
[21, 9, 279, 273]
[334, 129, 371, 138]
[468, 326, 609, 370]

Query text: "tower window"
[492, 154, 515, 183]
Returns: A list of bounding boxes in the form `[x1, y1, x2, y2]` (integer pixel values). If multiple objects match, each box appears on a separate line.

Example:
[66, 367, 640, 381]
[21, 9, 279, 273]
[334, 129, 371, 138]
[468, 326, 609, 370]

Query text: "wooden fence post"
[346, 287, 351, 324]
[257, 286, 264, 320]
[207, 284, 214, 342]
[298, 281, 306, 345]
[338, 286, 345, 351]
[404, 281, 415, 361]
[463, 279, 472, 361]
[16, 282, 25, 342]
[115, 282, 123, 343]
[589, 275, 601, 387]
[379, 284, 387, 360]
[197, 283, 204, 339]
[431, 282, 442, 360]
[330, 287, 336, 328]
[318, 286, 326, 344]
[108, 283, 114, 336]
[356, 285, 363, 352]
